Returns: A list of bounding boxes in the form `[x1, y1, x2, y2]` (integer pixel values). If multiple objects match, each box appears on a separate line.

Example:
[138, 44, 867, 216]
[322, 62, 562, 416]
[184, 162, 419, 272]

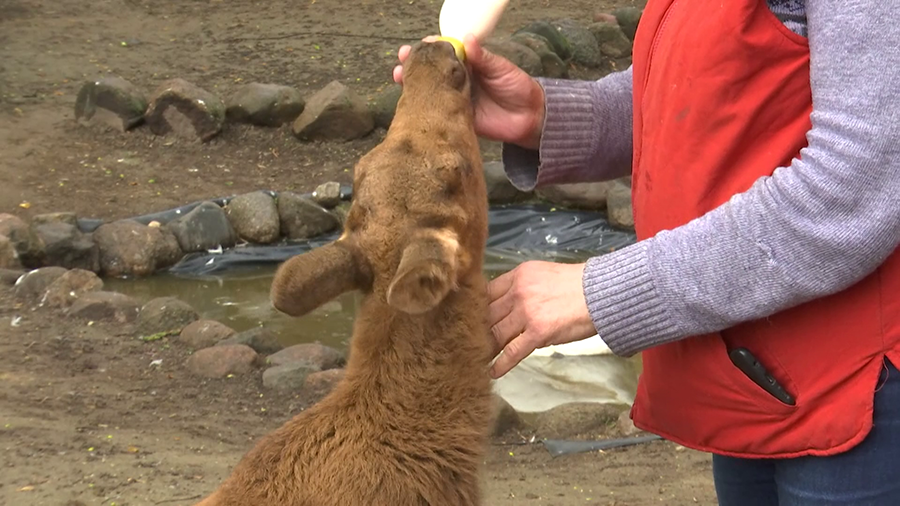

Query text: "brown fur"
[194, 40, 494, 506]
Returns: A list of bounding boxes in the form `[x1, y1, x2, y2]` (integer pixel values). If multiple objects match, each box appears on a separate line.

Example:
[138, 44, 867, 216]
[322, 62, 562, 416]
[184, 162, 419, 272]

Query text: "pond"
[106, 204, 642, 413]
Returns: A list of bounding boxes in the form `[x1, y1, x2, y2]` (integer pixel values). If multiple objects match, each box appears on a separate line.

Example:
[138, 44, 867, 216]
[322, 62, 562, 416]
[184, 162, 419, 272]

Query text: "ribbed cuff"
[534, 78, 599, 185]
[501, 142, 540, 192]
[500, 78, 598, 192]
[582, 241, 681, 357]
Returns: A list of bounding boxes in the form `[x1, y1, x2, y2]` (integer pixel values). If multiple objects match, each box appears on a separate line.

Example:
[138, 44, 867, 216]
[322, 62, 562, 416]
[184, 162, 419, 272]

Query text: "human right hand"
[393, 34, 546, 150]
[486, 260, 595, 378]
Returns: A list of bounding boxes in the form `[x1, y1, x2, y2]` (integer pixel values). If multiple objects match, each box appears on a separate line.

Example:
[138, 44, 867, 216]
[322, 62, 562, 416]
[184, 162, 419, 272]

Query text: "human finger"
[486, 270, 514, 303]
[487, 288, 514, 329]
[462, 33, 504, 79]
[398, 44, 412, 62]
[490, 331, 540, 378]
[461, 34, 482, 63]
[489, 311, 524, 357]
[393, 45, 412, 84]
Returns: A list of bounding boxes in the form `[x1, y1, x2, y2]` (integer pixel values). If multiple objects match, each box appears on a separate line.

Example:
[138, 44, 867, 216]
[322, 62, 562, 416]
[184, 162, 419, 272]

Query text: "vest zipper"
[636, 0, 679, 174]
[641, 0, 679, 94]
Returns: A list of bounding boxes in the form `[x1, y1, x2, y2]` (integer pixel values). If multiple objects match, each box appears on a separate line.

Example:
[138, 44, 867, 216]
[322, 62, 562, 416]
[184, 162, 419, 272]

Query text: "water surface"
[106, 206, 641, 412]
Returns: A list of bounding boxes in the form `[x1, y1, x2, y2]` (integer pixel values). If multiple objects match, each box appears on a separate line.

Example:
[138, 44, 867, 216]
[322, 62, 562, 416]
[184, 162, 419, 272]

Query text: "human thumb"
[462, 34, 511, 79]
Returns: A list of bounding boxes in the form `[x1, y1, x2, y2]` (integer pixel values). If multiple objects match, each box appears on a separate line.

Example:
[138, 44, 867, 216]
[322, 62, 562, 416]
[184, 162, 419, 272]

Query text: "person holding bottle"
[394, 1, 900, 504]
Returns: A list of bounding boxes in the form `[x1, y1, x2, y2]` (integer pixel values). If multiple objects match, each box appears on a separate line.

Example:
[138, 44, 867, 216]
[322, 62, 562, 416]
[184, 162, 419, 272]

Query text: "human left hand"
[393, 34, 546, 150]
[487, 260, 597, 378]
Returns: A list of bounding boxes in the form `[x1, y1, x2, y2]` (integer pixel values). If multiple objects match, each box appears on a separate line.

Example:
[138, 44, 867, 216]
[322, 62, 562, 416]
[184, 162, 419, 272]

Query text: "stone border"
[1, 164, 633, 279]
[46, 10, 645, 279]
[73, 10, 642, 143]
[1, 185, 347, 278]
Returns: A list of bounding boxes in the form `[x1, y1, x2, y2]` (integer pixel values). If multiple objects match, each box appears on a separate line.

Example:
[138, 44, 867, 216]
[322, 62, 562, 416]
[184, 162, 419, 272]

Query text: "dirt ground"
[0, 0, 717, 505]
[0, 286, 714, 506]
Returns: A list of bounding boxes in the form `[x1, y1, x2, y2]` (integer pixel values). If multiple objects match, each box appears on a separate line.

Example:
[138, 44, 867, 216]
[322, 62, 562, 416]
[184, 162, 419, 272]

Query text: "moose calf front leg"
[271, 239, 370, 317]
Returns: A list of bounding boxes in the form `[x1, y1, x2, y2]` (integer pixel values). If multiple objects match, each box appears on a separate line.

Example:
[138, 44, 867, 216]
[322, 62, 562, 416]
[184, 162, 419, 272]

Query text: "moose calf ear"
[387, 229, 460, 314]
[271, 240, 368, 317]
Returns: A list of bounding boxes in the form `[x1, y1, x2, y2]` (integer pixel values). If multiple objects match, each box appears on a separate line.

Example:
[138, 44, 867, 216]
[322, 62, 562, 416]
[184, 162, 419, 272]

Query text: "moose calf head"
[271, 39, 485, 319]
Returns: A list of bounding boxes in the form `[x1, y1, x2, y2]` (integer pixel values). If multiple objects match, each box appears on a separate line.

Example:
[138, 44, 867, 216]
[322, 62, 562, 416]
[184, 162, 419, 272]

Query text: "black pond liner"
[76, 186, 637, 278]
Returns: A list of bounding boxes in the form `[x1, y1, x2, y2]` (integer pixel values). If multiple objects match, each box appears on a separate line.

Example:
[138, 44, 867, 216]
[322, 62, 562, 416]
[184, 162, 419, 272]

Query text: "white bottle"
[437, 0, 510, 61]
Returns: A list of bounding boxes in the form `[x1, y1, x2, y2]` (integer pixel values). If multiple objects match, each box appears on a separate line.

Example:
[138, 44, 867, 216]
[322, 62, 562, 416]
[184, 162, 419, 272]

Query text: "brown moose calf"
[194, 40, 495, 506]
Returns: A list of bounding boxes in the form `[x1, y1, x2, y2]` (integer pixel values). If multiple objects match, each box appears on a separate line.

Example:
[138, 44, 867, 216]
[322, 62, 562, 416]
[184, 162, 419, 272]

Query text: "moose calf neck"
[195, 40, 494, 506]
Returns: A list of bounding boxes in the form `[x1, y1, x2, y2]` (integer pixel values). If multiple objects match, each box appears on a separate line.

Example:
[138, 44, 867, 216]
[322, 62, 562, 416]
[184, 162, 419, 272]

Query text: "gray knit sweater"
[502, 0, 900, 357]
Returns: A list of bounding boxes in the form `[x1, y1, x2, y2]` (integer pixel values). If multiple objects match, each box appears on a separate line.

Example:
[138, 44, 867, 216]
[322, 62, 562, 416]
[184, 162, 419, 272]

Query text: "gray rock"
[0, 268, 25, 285]
[550, 19, 605, 69]
[0, 235, 20, 269]
[607, 177, 634, 229]
[74, 76, 148, 132]
[0, 213, 45, 268]
[267, 343, 345, 371]
[292, 81, 374, 141]
[367, 84, 402, 129]
[14, 267, 68, 301]
[277, 192, 340, 240]
[93, 220, 183, 277]
[225, 191, 281, 244]
[589, 21, 633, 58]
[68, 291, 141, 323]
[482, 39, 543, 77]
[216, 327, 284, 355]
[536, 181, 612, 210]
[613, 7, 642, 41]
[516, 20, 572, 60]
[536, 50, 568, 78]
[187, 345, 258, 378]
[312, 181, 342, 209]
[533, 402, 630, 439]
[491, 394, 523, 437]
[226, 82, 305, 127]
[510, 32, 554, 54]
[33, 222, 100, 272]
[262, 362, 319, 391]
[167, 201, 237, 253]
[145, 78, 226, 142]
[331, 203, 350, 227]
[42, 268, 103, 309]
[301, 368, 345, 403]
[179, 319, 237, 350]
[31, 212, 78, 228]
[509, 33, 569, 78]
[136, 296, 199, 337]
[483, 161, 532, 204]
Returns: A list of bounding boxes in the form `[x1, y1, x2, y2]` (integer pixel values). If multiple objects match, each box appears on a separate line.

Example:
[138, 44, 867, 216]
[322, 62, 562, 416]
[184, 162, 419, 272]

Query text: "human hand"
[487, 260, 597, 378]
[393, 34, 546, 150]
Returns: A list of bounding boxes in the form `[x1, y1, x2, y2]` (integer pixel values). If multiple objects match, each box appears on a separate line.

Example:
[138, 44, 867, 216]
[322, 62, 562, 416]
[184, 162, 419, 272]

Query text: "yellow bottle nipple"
[435, 36, 466, 62]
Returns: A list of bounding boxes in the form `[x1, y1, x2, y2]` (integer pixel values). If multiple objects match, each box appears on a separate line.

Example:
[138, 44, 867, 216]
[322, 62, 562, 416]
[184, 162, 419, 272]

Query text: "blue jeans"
[712, 359, 900, 506]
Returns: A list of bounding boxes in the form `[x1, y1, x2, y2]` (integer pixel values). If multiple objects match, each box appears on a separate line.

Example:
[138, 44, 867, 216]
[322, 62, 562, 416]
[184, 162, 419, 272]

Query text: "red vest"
[629, 0, 900, 458]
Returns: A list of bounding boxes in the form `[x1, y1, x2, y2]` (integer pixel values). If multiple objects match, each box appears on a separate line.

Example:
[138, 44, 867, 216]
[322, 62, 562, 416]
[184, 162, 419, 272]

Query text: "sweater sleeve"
[582, 0, 900, 357]
[501, 68, 634, 192]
